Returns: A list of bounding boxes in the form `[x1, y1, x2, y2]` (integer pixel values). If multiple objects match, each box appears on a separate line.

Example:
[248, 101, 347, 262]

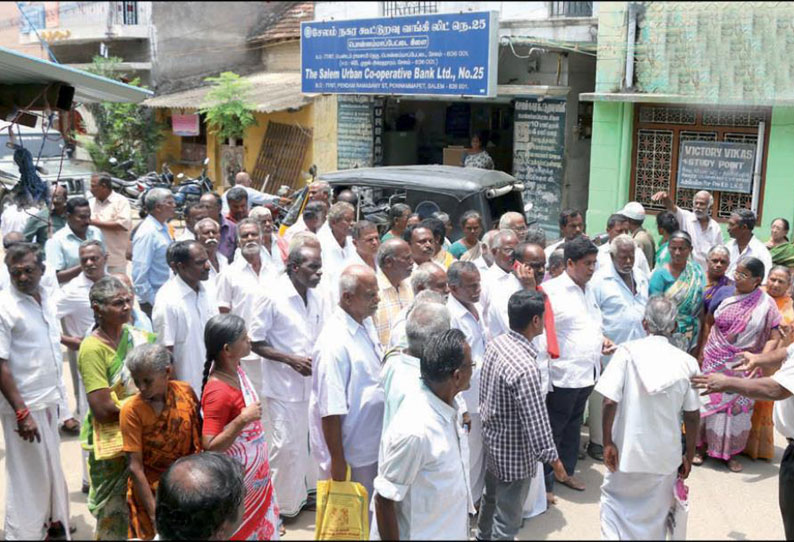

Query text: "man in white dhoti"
[597, 296, 700, 540]
[309, 265, 384, 502]
[0, 242, 70, 540]
[447, 261, 487, 505]
[250, 244, 326, 518]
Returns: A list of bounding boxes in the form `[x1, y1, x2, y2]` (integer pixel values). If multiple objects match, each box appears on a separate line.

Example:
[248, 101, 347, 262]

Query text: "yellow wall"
[156, 103, 335, 193]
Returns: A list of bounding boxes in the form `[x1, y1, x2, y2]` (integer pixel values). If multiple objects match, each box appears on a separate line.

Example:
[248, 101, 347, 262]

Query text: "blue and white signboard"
[301, 11, 499, 97]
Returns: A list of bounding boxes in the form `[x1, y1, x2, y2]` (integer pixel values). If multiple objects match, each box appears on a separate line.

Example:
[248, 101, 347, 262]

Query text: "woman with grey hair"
[120, 343, 202, 539]
[78, 276, 156, 539]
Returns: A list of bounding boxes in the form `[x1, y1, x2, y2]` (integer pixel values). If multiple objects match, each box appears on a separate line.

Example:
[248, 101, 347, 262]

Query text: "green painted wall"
[759, 107, 794, 240]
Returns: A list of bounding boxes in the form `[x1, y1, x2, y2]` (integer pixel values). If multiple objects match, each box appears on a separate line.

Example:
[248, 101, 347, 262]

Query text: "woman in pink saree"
[695, 257, 783, 472]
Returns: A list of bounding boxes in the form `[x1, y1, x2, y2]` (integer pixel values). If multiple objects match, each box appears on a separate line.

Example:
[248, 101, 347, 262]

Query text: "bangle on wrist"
[15, 407, 30, 422]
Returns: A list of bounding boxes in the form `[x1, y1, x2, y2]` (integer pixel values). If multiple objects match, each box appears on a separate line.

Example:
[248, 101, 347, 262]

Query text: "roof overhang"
[143, 71, 314, 113]
[0, 46, 152, 104]
[580, 92, 794, 107]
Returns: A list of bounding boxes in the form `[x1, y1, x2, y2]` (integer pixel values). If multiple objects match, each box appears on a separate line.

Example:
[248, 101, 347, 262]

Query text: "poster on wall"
[337, 95, 374, 169]
[172, 113, 200, 137]
[301, 11, 499, 97]
[677, 140, 755, 193]
[512, 97, 567, 237]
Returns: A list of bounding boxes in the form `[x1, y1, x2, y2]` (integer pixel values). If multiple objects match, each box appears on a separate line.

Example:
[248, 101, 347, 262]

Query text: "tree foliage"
[199, 72, 257, 143]
[82, 55, 164, 176]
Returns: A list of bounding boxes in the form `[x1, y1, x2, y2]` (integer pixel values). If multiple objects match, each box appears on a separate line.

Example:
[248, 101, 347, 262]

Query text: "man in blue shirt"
[132, 188, 175, 317]
[45, 196, 104, 285]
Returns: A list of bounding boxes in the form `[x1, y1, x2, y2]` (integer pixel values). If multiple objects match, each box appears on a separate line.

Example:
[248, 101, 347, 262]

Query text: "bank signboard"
[301, 11, 498, 97]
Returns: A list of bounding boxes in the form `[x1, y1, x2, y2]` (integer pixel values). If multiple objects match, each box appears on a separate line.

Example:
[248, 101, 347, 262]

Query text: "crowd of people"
[2, 169, 794, 541]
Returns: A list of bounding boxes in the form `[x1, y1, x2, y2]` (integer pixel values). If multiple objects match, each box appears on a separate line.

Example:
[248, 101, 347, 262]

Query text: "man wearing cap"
[620, 202, 656, 270]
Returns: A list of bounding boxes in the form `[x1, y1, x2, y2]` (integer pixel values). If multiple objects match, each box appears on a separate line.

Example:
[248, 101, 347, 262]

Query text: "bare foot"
[727, 458, 743, 472]
[546, 491, 558, 506]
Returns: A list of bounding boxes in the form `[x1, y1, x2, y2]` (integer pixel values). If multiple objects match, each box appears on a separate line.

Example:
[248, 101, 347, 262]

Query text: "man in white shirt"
[88, 173, 133, 273]
[347, 220, 380, 271]
[374, 329, 474, 541]
[283, 180, 332, 242]
[693, 343, 794, 539]
[250, 244, 325, 519]
[542, 236, 615, 492]
[152, 240, 218, 395]
[447, 260, 487, 503]
[247, 206, 285, 274]
[594, 213, 650, 279]
[651, 189, 723, 271]
[0, 242, 70, 539]
[193, 217, 227, 297]
[480, 230, 526, 339]
[598, 296, 700, 540]
[726, 208, 773, 282]
[309, 265, 384, 501]
[588, 234, 650, 461]
[318, 202, 356, 299]
[0, 196, 35, 237]
[221, 171, 281, 216]
[175, 201, 209, 242]
[544, 209, 585, 259]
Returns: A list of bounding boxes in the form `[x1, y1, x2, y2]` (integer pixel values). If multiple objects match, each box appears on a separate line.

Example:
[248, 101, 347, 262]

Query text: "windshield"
[0, 130, 65, 160]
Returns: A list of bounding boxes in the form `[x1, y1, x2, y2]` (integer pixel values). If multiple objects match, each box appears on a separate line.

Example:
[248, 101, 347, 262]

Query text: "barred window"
[382, 2, 438, 17]
[549, 2, 593, 17]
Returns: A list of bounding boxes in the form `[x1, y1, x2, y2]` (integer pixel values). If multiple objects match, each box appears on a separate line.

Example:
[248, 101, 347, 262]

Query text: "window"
[549, 2, 593, 17]
[111, 1, 139, 25]
[179, 114, 207, 164]
[382, 2, 438, 17]
[251, 122, 313, 194]
[630, 104, 771, 220]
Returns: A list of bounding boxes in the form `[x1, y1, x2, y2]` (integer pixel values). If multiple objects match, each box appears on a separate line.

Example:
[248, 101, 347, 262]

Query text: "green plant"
[199, 72, 257, 143]
[82, 55, 164, 176]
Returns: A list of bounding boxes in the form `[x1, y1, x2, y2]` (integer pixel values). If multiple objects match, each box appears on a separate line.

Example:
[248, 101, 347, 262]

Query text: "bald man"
[221, 171, 281, 216]
[310, 264, 383, 503]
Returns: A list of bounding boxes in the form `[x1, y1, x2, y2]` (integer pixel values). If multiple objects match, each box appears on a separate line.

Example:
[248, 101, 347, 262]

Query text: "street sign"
[677, 140, 755, 194]
[301, 11, 498, 97]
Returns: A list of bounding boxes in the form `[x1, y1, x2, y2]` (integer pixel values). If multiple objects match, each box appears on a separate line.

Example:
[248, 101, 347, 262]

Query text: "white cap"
[620, 201, 646, 222]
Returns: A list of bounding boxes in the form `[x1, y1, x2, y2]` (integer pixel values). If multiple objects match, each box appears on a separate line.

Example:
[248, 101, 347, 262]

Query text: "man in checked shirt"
[476, 289, 569, 541]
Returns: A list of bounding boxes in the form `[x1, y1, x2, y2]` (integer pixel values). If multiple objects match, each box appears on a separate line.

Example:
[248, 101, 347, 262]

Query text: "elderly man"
[310, 265, 383, 501]
[132, 188, 175, 317]
[0, 233, 57, 294]
[404, 223, 437, 268]
[283, 180, 332, 242]
[726, 207, 773, 282]
[348, 220, 380, 271]
[477, 290, 568, 541]
[499, 211, 529, 241]
[545, 209, 585, 259]
[88, 172, 132, 273]
[652, 189, 723, 270]
[221, 171, 280, 216]
[480, 230, 523, 339]
[200, 192, 237, 260]
[447, 260, 488, 502]
[373, 238, 415, 347]
[619, 201, 656, 270]
[152, 240, 217, 395]
[587, 234, 650, 461]
[388, 261, 448, 351]
[594, 213, 650, 278]
[0, 243, 70, 539]
[193, 217, 227, 292]
[302, 201, 328, 235]
[175, 201, 209, 242]
[155, 452, 246, 541]
[24, 184, 67, 248]
[224, 186, 249, 224]
[542, 236, 615, 493]
[46, 196, 105, 285]
[598, 296, 700, 540]
[250, 206, 286, 272]
[318, 202, 356, 298]
[250, 244, 325, 519]
[374, 329, 474, 541]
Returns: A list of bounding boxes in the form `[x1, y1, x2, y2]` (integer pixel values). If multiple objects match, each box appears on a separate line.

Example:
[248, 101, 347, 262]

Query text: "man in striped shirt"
[477, 289, 568, 540]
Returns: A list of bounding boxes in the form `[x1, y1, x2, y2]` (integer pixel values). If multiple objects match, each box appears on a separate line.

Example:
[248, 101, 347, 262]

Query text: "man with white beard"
[193, 217, 227, 297]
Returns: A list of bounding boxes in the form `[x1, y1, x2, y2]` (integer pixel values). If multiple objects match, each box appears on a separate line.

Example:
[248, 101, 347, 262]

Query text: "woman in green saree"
[649, 230, 706, 353]
[766, 218, 794, 268]
[78, 276, 156, 540]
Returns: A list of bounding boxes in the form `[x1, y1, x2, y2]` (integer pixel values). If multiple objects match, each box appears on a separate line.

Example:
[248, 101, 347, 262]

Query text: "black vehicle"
[318, 165, 528, 239]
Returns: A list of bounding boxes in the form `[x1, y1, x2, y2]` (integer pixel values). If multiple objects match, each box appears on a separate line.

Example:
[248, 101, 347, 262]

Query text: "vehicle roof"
[319, 165, 520, 201]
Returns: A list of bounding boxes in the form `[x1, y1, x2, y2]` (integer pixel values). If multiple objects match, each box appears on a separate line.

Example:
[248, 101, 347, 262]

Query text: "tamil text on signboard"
[512, 98, 566, 236]
[301, 11, 498, 97]
[677, 140, 756, 194]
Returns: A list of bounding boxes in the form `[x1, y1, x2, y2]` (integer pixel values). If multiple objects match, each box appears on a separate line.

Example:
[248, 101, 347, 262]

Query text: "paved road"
[0, 357, 785, 540]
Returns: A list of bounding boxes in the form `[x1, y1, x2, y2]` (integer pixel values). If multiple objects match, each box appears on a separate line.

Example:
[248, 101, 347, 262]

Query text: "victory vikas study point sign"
[301, 11, 498, 97]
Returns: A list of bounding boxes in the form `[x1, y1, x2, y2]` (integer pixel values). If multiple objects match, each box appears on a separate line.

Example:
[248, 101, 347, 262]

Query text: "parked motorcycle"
[173, 157, 213, 210]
